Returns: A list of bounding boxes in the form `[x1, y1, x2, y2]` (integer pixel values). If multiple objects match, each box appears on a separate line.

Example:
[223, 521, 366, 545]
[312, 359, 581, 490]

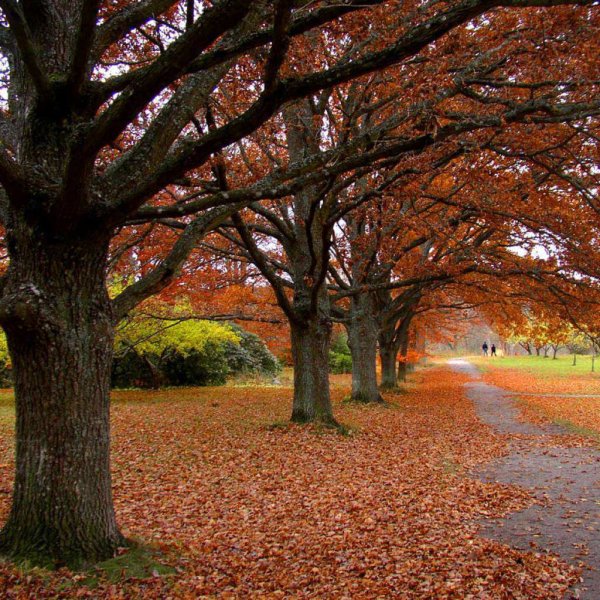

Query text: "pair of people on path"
[482, 342, 497, 357]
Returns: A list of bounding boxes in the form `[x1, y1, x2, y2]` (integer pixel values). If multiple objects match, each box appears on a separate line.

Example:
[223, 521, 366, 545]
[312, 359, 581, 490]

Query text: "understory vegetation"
[0, 321, 281, 390]
[329, 333, 353, 374]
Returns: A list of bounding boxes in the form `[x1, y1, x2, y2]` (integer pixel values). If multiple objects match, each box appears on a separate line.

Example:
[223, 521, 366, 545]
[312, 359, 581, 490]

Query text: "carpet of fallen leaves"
[0, 368, 578, 598]
[481, 367, 600, 436]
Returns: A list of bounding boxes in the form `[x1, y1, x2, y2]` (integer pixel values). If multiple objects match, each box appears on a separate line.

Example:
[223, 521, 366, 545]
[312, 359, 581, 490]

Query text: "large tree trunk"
[397, 325, 411, 384]
[0, 231, 124, 566]
[379, 341, 399, 389]
[346, 297, 382, 403]
[379, 312, 412, 389]
[290, 317, 336, 425]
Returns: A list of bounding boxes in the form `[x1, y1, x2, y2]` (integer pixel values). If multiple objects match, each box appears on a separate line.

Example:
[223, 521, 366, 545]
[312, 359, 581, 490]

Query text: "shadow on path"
[448, 359, 600, 599]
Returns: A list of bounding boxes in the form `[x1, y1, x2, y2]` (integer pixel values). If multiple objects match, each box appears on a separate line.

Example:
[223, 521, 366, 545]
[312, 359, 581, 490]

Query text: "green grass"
[1, 539, 176, 587]
[85, 542, 176, 584]
[469, 354, 599, 377]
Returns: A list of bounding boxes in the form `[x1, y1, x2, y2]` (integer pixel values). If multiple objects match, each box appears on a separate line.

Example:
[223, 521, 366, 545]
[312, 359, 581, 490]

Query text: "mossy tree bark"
[290, 317, 337, 424]
[0, 223, 124, 566]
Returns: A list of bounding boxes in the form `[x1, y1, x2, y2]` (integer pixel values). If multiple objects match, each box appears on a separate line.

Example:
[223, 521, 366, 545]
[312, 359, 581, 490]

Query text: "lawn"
[0, 369, 577, 598]
[470, 354, 600, 380]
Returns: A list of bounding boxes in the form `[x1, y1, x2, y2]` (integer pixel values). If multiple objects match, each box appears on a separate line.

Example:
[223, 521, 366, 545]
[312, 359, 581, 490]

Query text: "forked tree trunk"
[0, 232, 124, 566]
[346, 298, 382, 403]
[290, 318, 337, 425]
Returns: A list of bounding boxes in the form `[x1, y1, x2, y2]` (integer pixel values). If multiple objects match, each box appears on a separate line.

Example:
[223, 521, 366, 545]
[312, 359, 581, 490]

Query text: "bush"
[162, 342, 230, 386]
[225, 324, 281, 377]
[329, 352, 352, 374]
[111, 348, 156, 389]
[329, 332, 352, 374]
[0, 331, 11, 387]
[112, 317, 279, 388]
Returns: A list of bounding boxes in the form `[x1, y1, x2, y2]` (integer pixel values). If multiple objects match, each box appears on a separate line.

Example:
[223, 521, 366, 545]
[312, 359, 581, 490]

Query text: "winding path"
[448, 359, 600, 599]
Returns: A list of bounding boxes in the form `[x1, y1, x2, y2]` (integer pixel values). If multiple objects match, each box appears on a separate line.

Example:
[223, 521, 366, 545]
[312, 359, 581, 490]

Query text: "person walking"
[491, 344, 497, 357]
[482, 342, 489, 356]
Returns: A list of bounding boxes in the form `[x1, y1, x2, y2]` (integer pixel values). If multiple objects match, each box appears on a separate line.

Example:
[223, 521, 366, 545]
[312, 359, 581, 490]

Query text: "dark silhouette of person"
[491, 344, 497, 356]
[482, 342, 489, 356]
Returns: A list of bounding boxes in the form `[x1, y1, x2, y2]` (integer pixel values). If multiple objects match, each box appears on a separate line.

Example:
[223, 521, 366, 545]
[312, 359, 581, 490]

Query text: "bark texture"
[379, 342, 399, 389]
[347, 296, 382, 403]
[290, 318, 336, 425]
[284, 100, 337, 426]
[0, 224, 124, 565]
[397, 324, 411, 383]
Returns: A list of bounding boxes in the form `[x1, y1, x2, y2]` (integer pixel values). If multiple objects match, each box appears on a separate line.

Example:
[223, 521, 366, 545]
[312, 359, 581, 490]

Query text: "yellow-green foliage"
[0, 330, 11, 386]
[116, 317, 240, 356]
[0, 330, 8, 361]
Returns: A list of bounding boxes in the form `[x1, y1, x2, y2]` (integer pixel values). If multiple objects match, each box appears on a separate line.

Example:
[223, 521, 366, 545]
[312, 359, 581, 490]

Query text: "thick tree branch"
[68, 0, 102, 95]
[112, 201, 248, 321]
[92, 0, 178, 60]
[0, 0, 49, 94]
[84, 0, 251, 158]
[103, 0, 597, 219]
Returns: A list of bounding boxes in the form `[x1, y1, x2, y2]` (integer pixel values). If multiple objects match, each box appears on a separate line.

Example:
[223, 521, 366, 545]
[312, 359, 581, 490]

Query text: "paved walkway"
[448, 359, 600, 599]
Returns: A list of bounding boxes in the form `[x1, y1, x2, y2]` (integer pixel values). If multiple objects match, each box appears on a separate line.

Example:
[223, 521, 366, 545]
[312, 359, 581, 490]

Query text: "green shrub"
[0, 331, 11, 387]
[162, 343, 230, 386]
[329, 352, 352, 374]
[111, 348, 156, 389]
[225, 324, 281, 377]
[112, 315, 279, 388]
[329, 332, 352, 374]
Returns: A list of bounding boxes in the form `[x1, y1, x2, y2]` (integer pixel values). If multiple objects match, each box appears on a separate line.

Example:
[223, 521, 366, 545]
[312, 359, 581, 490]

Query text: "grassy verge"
[469, 354, 599, 378]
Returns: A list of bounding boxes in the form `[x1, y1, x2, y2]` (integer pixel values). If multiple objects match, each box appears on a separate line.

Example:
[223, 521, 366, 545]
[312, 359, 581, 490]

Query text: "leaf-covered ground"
[0, 369, 579, 598]
[471, 356, 600, 436]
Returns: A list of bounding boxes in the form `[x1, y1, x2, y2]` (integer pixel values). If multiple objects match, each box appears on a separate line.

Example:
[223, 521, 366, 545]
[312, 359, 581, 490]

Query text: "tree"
[0, 0, 597, 565]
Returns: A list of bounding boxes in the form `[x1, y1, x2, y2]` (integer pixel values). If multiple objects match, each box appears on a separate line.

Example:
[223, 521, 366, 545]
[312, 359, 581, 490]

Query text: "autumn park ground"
[0, 357, 598, 599]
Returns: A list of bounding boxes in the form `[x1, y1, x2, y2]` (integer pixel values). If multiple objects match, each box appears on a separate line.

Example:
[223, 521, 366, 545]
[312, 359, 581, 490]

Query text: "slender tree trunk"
[552, 345, 558, 359]
[290, 318, 337, 425]
[141, 354, 163, 389]
[0, 233, 124, 566]
[346, 297, 382, 403]
[520, 342, 533, 355]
